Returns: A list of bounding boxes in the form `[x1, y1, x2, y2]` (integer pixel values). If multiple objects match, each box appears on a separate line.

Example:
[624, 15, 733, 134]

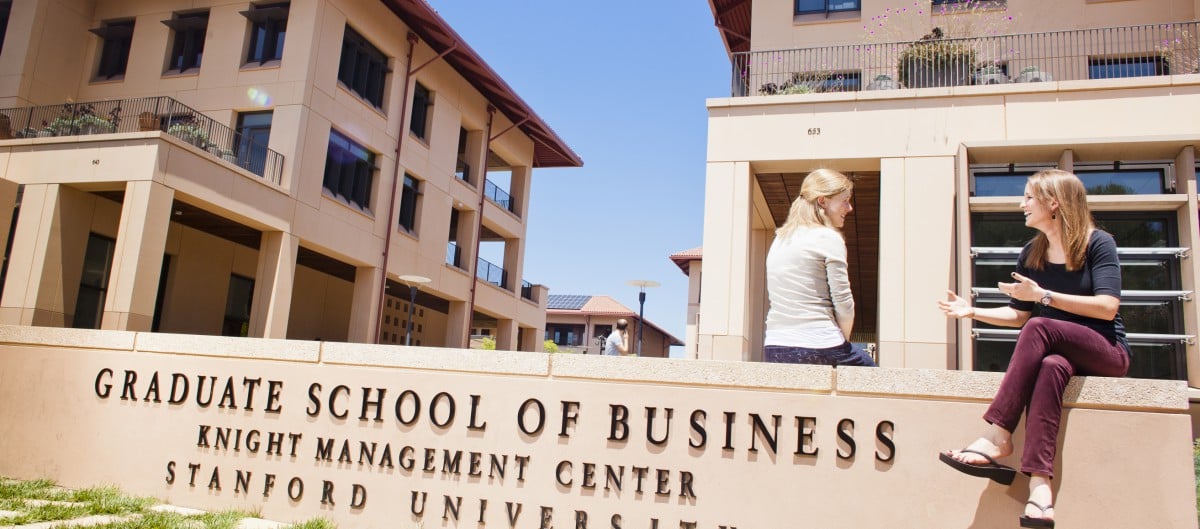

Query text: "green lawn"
[0, 477, 335, 528]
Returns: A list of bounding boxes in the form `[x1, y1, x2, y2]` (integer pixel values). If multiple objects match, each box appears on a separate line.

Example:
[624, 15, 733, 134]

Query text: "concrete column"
[684, 260, 702, 359]
[348, 266, 383, 343]
[697, 161, 753, 361]
[495, 318, 517, 351]
[0, 184, 65, 326]
[510, 166, 531, 219]
[248, 231, 298, 338]
[877, 157, 958, 369]
[519, 326, 539, 352]
[102, 180, 173, 331]
[444, 300, 470, 348]
[504, 236, 524, 293]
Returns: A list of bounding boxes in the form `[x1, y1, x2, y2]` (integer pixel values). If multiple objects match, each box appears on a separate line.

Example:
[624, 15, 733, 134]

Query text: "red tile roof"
[669, 246, 703, 275]
[379, 0, 583, 168]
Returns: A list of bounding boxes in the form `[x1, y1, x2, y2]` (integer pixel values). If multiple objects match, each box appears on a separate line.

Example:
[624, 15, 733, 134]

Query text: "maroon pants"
[984, 317, 1130, 478]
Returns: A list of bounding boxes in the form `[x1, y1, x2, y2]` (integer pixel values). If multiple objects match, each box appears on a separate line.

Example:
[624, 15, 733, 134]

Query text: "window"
[795, 0, 860, 14]
[969, 211, 1189, 380]
[816, 71, 861, 92]
[399, 174, 421, 233]
[163, 11, 209, 73]
[241, 2, 288, 65]
[236, 111, 272, 175]
[90, 19, 135, 80]
[73, 234, 115, 329]
[456, 127, 472, 183]
[410, 82, 432, 140]
[0, 1, 11, 56]
[1088, 56, 1168, 79]
[222, 275, 254, 337]
[323, 130, 376, 211]
[338, 26, 388, 108]
[970, 162, 1170, 196]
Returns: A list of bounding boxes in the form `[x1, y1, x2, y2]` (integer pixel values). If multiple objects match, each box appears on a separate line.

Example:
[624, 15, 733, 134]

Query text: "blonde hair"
[1024, 169, 1095, 271]
[775, 169, 853, 239]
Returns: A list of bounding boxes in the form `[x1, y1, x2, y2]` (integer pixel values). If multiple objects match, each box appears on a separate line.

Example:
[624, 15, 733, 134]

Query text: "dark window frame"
[410, 82, 432, 140]
[91, 19, 135, 80]
[73, 233, 116, 330]
[337, 25, 389, 109]
[222, 274, 255, 337]
[241, 2, 289, 66]
[323, 129, 377, 212]
[1088, 55, 1169, 80]
[236, 111, 273, 175]
[399, 173, 421, 233]
[163, 10, 209, 74]
[795, 0, 860, 15]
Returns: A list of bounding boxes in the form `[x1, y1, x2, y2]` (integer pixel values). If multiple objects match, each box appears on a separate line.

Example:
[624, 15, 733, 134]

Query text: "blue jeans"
[763, 342, 878, 367]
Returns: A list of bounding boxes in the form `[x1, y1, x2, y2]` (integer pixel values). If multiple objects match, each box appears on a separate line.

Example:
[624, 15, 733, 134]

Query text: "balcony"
[0, 97, 285, 184]
[521, 280, 534, 302]
[484, 179, 516, 213]
[476, 256, 508, 289]
[731, 21, 1199, 96]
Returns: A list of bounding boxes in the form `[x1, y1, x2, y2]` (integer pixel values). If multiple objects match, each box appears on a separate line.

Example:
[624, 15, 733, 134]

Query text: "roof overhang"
[708, 0, 752, 56]
[378, 0, 583, 168]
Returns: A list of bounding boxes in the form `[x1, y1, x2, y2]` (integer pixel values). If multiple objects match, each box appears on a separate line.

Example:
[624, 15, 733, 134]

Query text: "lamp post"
[398, 274, 431, 346]
[625, 279, 660, 357]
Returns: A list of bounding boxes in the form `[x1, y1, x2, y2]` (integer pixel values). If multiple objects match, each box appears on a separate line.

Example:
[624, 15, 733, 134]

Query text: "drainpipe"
[463, 109, 532, 347]
[373, 33, 458, 343]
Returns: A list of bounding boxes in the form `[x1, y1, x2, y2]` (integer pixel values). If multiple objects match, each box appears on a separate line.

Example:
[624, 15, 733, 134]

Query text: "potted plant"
[1014, 65, 1053, 83]
[221, 149, 238, 163]
[897, 28, 977, 88]
[47, 116, 78, 136]
[16, 127, 38, 138]
[166, 122, 209, 147]
[973, 63, 1009, 85]
[865, 74, 897, 90]
[75, 114, 115, 135]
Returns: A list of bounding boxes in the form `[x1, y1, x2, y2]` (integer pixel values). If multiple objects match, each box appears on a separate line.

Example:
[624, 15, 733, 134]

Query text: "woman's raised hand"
[937, 290, 974, 319]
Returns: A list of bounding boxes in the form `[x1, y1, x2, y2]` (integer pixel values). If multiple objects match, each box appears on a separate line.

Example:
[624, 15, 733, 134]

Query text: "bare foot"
[946, 424, 1013, 465]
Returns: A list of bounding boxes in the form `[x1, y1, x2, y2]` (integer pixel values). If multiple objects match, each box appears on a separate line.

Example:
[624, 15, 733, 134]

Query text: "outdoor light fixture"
[625, 279, 660, 356]
[398, 274, 431, 346]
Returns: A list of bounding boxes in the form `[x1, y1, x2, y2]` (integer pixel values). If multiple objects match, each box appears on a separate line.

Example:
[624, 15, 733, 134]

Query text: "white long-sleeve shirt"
[764, 225, 855, 348]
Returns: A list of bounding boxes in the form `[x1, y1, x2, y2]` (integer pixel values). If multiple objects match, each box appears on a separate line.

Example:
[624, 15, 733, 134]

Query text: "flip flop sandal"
[1019, 500, 1055, 528]
[938, 448, 1016, 485]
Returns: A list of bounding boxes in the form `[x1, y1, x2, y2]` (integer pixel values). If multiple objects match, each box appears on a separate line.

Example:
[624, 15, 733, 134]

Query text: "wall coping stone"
[133, 332, 319, 362]
[0, 325, 134, 351]
[550, 354, 834, 392]
[837, 366, 1188, 412]
[321, 342, 550, 376]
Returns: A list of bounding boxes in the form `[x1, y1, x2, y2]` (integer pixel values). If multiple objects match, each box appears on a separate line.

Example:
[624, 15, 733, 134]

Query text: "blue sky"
[425, 1, 731, 350]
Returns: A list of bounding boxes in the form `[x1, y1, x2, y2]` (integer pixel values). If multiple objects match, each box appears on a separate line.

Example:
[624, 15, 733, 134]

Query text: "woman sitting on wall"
[937, 169, 1130, 528]
[762, 168, 875, 367]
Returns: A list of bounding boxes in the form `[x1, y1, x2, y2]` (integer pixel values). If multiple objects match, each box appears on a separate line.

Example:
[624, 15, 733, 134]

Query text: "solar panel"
[547, 294, 591, 310]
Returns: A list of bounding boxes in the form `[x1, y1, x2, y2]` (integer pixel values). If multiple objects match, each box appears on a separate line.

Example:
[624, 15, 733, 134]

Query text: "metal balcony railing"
[476, 256, 508, 289]
[731, 21, 1200, 96]
[521, 280, 534, 302]
[0, 96, 285, 184]
[484, 179, 516, 213]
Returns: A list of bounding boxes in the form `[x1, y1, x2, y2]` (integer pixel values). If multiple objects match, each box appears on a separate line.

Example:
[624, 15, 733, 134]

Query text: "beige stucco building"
[0, 0, 580, 350]
[699, 0, 1200, 393]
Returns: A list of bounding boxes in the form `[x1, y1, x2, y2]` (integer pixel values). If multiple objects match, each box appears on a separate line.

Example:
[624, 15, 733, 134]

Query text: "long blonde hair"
[775, 169, 853, 239]
[1025, 169, 1094, 271]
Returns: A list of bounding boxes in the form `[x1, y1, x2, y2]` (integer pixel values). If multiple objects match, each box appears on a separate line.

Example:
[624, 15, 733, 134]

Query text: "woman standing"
[938, 169, 1130, 528]
[763, 168, 875, 367]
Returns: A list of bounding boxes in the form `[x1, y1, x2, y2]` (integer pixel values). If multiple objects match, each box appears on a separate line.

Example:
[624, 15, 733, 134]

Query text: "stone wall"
[0, 325, 1194, 528]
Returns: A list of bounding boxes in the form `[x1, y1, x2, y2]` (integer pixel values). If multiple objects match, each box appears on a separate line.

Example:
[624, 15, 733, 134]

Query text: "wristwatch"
[1038, 290, 1053, 307]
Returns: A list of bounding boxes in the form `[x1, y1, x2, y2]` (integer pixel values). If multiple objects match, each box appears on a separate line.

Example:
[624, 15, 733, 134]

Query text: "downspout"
[464, 106, 496, 345]
[463, 110, 532, 346]
[373, 33, 458, 343]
